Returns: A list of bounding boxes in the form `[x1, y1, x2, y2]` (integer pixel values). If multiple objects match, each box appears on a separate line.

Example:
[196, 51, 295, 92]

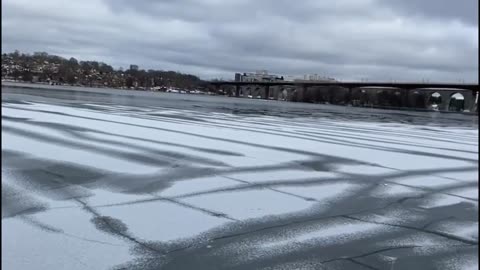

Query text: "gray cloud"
[381, 0, 478, 26]
[2, 0, 478, 82]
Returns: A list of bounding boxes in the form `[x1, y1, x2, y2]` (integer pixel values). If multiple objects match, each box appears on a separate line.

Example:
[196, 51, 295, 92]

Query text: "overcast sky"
[2, 0, 478, 82]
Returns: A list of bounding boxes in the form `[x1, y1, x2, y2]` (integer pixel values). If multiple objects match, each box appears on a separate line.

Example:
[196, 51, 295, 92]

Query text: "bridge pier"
[275, 87, 283, 100]
[441, 95, 450, 111]
[471, 91, 478, 112]
[403, 89, 410, 108]
[298, 85, 307, 102]
[214, 84, 221, 95]
[463, 91, 476, 112]
[346, 87, 353, 104]
[235, 85, 240, 97]
[264, 85, 270, 99]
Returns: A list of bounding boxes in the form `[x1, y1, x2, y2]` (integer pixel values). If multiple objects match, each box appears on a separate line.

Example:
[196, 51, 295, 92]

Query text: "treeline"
[1, 50, 206, 90]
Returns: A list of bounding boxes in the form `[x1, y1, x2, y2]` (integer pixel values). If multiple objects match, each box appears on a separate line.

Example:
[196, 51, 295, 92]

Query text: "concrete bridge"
[210, 81, 479, 112]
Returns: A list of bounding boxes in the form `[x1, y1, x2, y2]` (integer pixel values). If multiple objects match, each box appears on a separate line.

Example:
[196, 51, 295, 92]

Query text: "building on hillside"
[234, 70, 284, 82]
[297, 74, 337, 82]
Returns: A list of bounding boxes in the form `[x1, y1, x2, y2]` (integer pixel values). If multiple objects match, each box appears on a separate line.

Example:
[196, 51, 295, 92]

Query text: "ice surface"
[429, 220, 478, 241]
[256, 219, 389, 252]
[275, 182, 359, 202]
[181, 189, 315, 220]
[158, 175, 241, 197]
[224, 169, 340, 184]
[446, 187, 479, 199]
[438, 254, 478, 270]
[353, 207, 424, 225]
[210, 218, 392, 266]
[370, 183, 425, 198]
[2, 129, 160, 174]
[393, 175, 461, 188]
[2, 91, 478, 270]
[96, 199, 230, 242]
[84, 189, 155, 207]
[377, 232, 458, 248]
[334, 164, 398, 175]
[2, 216, 132, 270]
[419, 194, 477, 209]
[436, 171, 479, 182]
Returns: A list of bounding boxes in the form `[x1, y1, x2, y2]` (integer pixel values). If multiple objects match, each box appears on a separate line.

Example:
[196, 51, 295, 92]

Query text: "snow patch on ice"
[181, 189, 315, 220]
[225, 170, 340, 184]
[393, 175, 460, 189]
[97, 199, 229, 242]
[2, 218, 132, 270]
[429, 220, 478, 241]
[158, 176, 241, 197]
[438, 253, 478, 270]
[275, 182, 359, 202]
[419, 194, 477, 209]
[334, 164, 397, 175]
[259, 220, 387, 250]
[370, 183, 424, 198]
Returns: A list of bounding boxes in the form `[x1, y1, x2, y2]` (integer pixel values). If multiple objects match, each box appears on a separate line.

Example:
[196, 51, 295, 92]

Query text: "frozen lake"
[2, 85, 478, 270]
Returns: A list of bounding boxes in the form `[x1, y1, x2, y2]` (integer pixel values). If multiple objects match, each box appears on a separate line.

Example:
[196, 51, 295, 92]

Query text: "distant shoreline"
[0, 80, 210, 94]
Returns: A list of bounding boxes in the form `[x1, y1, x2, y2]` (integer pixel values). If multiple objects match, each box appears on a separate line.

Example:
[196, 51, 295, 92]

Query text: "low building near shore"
[234, 70, 284, 82]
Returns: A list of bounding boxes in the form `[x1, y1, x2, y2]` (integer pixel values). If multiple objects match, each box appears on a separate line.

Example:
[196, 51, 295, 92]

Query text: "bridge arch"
[407, 88, 475, 111]
[428, 92, 442, 103]
[448, 92, 465, 112]
[243, 86, 252, 97]
[425, 92, 442, 110]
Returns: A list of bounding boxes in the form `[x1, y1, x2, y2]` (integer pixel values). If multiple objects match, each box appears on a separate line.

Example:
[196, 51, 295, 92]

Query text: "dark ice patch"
[2, 183, 49, 218]
[147, 113, 206, 122]
[91, 216, 129, 237]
